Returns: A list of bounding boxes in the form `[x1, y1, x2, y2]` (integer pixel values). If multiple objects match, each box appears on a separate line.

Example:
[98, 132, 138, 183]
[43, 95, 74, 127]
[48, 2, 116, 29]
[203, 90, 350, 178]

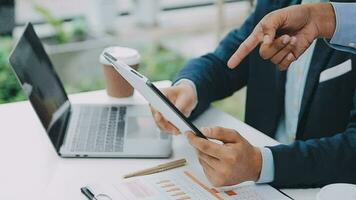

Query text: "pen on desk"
[123, 158, 187, 179]
[81, 186, 97, 200]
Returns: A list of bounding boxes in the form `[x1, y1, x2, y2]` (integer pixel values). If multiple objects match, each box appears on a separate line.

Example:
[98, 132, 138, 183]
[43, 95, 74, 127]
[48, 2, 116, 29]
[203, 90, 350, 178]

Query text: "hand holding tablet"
[102, 51, 207, 139]
[150, 83, 197, 135]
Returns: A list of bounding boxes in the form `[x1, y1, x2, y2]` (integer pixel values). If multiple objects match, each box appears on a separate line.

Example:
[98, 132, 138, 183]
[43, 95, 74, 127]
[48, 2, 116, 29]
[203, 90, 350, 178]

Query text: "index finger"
[227, 25, 263, 69]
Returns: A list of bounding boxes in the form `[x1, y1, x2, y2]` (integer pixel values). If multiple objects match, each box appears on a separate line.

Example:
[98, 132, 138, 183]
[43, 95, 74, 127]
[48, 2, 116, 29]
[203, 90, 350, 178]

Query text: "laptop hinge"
[47, 102, 72, 152]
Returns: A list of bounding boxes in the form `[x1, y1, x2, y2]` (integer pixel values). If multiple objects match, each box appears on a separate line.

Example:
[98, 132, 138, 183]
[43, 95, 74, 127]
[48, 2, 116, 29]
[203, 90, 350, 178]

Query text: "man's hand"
[227, 3, 336, 70]
[151, 82, 197, 135]
[186, 127, 262, 186]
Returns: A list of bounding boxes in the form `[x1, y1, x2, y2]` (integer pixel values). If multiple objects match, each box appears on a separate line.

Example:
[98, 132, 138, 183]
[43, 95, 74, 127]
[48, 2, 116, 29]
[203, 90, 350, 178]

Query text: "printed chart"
[102, 170, 290, 200]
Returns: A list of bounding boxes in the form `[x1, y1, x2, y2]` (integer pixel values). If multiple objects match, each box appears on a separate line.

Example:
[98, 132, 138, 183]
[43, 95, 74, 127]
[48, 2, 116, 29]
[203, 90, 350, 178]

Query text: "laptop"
[8, 23, 172, 158]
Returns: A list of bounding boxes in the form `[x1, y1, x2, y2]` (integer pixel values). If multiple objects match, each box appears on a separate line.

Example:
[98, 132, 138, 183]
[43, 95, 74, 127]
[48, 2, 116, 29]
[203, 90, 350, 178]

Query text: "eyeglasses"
[95, 193, 112, 200]
[81, 187, 113, 200]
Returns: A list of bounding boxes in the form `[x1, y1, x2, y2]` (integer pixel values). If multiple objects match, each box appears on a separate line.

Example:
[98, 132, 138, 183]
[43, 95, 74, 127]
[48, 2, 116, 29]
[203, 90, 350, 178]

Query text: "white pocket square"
[319, 59, 352, 83]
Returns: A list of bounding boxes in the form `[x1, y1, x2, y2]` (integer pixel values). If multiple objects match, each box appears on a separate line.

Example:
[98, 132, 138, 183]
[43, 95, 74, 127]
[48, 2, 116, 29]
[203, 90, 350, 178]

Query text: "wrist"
[251, 147, 262, 182]
[179, 81, 197, 98]
[309, 3, 336, 38]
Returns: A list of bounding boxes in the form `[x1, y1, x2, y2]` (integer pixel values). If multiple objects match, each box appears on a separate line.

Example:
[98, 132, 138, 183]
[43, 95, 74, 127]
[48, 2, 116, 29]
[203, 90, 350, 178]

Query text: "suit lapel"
[296, 40, 334, 137]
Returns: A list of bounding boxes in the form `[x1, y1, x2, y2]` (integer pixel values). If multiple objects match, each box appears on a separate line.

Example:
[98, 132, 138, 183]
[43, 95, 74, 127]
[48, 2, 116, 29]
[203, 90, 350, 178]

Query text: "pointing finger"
[227, 25, 263, 68]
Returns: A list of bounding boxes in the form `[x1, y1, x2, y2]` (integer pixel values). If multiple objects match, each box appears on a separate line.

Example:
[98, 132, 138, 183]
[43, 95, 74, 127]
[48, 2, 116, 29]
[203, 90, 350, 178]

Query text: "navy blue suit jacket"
[174, 0, 356, 188]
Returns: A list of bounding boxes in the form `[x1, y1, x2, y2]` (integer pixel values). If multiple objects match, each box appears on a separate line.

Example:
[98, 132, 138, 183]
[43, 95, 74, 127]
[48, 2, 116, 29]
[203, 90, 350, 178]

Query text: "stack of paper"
[86, 169, 291, 200]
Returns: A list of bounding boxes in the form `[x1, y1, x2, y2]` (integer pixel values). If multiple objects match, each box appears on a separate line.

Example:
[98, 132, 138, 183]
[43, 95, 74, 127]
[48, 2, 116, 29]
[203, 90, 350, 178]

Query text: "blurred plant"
[33, 3, 69, 43]
[33, 3, 88, 44]
[0, 35, 244, 118]
[0, 37, 26, 103]
[139, 44, 186, 81]
[70, 18, 88, 41]
[60, 44, 186, 94]
[65, 78, 104, 94]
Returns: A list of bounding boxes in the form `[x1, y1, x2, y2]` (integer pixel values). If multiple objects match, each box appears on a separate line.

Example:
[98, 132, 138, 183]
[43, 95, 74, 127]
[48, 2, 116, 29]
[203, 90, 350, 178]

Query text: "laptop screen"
[9, 23, 70, 150]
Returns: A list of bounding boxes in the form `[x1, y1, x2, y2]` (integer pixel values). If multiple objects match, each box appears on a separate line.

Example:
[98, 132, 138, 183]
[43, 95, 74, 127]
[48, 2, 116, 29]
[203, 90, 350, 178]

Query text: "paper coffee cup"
[100, 46, 140, 98]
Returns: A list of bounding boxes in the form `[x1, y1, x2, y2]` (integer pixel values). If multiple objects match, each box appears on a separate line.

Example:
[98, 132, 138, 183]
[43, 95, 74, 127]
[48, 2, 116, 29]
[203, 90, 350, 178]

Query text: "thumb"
[259, 17, 278, 46]
[258, 8, 289, 46]
[174, 93, 193, 117]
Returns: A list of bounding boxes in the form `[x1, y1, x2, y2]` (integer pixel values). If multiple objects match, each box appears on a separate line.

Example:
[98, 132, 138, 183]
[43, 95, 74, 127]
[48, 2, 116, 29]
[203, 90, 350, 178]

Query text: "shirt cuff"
[325, 39, 356, 54]
[256, 147, 275, 184]
[173, 79, 198, 110]
[329, 3, 356, 51]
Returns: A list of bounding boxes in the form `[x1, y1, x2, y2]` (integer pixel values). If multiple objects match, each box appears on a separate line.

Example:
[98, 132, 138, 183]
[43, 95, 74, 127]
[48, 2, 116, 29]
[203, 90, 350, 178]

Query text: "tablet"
[102, 51, 207, 139]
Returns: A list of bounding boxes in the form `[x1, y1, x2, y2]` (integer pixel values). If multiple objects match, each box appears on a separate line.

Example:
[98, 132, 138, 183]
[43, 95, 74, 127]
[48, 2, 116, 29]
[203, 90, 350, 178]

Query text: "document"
[86, 169, 291, 200]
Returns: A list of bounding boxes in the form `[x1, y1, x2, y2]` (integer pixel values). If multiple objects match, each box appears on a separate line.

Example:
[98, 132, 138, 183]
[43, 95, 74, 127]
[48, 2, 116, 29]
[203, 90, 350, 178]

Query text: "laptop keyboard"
[70, 106, 126, 152]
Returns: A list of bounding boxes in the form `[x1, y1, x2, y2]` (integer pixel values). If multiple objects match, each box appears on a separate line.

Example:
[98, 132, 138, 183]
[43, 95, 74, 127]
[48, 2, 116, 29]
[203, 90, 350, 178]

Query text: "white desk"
[0, 81, 319, 199]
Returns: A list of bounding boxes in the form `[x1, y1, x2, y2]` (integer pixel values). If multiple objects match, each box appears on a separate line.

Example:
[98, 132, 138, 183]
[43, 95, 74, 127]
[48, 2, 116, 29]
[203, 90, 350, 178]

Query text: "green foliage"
[213, 88, 246, 121]
[33, 4, 88, 44]
[65, 78, 105, 94]
[0, 37, 26, 104]
[33, 4, 69, 43]
[70, 18, 88, 41]
[61, 45, 185, 94]
[139, 45, 186, 82]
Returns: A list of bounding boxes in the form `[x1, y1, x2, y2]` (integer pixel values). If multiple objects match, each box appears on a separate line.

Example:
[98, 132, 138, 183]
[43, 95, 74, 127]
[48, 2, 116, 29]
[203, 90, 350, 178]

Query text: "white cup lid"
[100, 46, 140, 66]
[317, 183, 356, 200]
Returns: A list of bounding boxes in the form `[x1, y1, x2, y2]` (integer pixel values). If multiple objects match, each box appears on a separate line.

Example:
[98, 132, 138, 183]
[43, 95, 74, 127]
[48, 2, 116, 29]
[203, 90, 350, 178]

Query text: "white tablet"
[102, 52, 207, 139]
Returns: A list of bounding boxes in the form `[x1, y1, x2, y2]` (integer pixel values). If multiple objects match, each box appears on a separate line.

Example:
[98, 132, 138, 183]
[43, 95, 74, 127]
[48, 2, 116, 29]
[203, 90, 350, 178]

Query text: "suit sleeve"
[173, 14, 256, 119]
[269, 89, 356, 188]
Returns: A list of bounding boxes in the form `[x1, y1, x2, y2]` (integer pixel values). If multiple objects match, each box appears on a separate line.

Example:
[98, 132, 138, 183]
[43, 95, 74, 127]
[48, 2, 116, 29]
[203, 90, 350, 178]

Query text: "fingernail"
[184, 112, 190, 117]
[227, 60, 237, 69]
[155, 113, 161, 120]
[184, 131, 190, 137]
[263, 35, 271, 44]
[282, 35, 290, 44]
[287, 53, 294, 61]
[290, 37, 297, 45]
[227, 60, 233, 68]
[200, 127, 209, 133]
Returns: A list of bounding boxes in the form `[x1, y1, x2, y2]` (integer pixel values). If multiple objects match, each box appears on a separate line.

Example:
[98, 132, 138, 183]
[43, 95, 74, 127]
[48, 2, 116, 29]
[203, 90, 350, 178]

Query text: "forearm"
[174, 27, 253, 118]
[174, 53, 249, 118]
[269, 121, 356, 188]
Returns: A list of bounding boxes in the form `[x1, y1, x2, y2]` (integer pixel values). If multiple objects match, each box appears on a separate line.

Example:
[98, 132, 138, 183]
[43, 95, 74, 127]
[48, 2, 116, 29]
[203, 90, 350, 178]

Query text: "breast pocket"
[308, 59, 355, 138]
[319, 59, 352, 83]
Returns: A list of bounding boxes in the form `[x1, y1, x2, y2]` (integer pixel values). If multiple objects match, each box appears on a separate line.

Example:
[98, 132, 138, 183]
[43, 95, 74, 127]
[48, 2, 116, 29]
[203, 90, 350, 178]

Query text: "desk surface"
[0, 81, 319, 199]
